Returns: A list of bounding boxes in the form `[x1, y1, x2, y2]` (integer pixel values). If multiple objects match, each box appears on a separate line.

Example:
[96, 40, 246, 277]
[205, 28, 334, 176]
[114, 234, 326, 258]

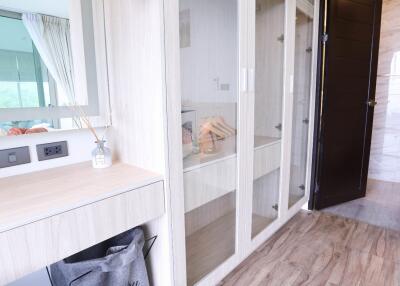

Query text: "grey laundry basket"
[50, 227, 150, 286]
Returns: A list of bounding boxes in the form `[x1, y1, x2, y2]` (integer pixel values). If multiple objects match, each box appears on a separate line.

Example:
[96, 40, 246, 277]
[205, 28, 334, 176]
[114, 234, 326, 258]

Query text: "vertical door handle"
[290, 74, 294, 94]
[368, 100, 378, 107]
[241, 68, 248, 92]
[248, 68, 255, 92]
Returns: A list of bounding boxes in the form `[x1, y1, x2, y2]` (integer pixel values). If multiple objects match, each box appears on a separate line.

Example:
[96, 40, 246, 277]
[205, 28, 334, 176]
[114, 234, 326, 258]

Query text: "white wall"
[180, 0, 237, 105]
[0, 128, 105, 178]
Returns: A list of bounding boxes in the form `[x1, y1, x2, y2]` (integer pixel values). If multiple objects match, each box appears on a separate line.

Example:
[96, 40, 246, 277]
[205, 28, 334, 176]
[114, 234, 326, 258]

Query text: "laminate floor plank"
[219, 211, 400, 286]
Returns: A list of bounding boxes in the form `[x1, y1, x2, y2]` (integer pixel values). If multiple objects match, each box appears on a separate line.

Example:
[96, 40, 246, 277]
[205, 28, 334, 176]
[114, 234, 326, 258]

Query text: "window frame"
[0, 1, 110, 126]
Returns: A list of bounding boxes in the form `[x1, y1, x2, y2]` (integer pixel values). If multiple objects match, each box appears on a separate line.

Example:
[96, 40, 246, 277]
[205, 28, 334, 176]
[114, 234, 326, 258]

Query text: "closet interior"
[180, 0, 238, 284]
[289, 5, 314, 208]
[251, 0, 285, 239]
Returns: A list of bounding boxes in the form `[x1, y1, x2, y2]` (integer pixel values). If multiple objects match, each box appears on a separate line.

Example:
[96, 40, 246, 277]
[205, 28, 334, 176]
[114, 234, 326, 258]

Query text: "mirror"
[0, 0, 110, 136]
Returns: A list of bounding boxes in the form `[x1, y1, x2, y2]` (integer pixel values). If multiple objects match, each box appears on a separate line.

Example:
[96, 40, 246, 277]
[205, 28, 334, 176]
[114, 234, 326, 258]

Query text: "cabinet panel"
[289, 7, 314, 208]
[251, 0, 286, 238]
[0, 181, 165, 285]
[254, 139, 281, 180]
[184, 156, 236, 213]
[178, 0, 240, 284]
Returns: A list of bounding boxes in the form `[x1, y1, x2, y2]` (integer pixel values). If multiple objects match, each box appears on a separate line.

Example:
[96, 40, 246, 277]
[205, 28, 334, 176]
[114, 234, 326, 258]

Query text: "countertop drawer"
[0, 180, 165, 285]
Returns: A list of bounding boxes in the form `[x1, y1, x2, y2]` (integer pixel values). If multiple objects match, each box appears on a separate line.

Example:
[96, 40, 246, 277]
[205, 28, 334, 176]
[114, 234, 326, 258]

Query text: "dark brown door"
[313, 0, 382, 209]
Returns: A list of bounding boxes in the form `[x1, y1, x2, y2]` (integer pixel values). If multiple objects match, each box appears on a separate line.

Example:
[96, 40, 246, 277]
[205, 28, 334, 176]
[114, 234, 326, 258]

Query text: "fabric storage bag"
[50, 227, 149, 286]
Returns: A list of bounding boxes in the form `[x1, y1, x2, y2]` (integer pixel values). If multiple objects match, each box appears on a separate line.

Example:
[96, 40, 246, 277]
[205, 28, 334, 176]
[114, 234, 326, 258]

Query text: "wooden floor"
[324, 179, 400, 231]
[219, 211, 400, 286]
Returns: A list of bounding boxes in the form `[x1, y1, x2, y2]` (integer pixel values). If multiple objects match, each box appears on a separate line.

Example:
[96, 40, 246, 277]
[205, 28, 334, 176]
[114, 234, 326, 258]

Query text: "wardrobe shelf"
[183, 136, 237, 172]
[183, 136, 280, 172]
[186, 211, 274, 285]
[183, 136, 281, 213]
[253, 138, 282, 180]
[0, 161, 163, 233]
[254, 136, 281, 149]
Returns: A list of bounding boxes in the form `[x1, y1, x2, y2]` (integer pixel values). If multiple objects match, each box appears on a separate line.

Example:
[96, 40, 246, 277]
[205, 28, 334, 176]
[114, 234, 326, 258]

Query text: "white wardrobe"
[164, 0, 319, 285]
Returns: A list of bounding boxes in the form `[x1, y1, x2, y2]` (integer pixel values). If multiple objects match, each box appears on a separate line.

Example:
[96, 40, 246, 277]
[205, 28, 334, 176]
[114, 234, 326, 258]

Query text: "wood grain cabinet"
[163, 0, 320, 285]
[0, 163, 165, 285]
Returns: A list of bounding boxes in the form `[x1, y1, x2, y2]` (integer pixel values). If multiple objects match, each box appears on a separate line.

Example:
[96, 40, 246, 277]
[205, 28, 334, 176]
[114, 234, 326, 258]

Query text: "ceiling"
[0, 0, 69, 18]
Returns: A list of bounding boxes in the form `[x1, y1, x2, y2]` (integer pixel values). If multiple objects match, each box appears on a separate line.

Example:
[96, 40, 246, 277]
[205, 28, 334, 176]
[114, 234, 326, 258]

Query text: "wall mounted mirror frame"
[0, 0, 111, 135]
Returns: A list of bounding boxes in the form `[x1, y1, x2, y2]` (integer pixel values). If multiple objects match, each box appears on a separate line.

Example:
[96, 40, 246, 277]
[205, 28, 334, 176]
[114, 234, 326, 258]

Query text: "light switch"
[0, 146, 30, 168]
[220, 83, 230, 91]
[8, 153, 17, 163]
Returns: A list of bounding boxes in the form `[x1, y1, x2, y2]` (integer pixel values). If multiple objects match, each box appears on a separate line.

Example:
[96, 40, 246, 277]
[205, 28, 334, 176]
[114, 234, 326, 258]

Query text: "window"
[0, 4, 107, 135]
[0, 15, 58, 109]
[0, 12, 60, 131]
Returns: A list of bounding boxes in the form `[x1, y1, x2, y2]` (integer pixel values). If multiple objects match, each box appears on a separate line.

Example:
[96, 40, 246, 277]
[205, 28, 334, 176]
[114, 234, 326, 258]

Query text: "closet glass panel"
[251, 0, 285, 238]
[179, 0, 238, 284]
[289, 8, 313, 208]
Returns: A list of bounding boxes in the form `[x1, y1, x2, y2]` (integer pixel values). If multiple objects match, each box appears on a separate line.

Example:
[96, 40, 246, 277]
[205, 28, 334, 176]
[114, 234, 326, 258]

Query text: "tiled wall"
[369, 0, 400, 182]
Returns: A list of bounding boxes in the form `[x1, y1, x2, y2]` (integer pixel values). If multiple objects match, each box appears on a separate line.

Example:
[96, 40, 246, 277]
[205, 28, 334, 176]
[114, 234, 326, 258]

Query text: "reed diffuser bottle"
[92, 140, 112, 168]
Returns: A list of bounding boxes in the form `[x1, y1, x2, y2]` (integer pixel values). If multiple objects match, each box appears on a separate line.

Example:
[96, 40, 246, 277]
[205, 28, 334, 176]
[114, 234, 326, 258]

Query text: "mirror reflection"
[0, 0, 109, 136]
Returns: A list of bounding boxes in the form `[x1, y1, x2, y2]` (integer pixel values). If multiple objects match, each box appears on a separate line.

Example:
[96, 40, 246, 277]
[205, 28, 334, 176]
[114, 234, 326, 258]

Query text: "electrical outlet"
[36, 141, 68, 161]
[44, 145, 62, 157]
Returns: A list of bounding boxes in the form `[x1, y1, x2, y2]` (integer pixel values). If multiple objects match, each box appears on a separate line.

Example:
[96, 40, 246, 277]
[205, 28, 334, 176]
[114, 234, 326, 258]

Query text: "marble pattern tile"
[323, 179, 400, 232]
[369, 0, 400, 183]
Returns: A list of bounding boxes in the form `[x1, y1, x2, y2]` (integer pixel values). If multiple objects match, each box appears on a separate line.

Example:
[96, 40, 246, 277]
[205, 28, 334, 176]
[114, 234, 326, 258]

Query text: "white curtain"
[22, 13, 76, 105]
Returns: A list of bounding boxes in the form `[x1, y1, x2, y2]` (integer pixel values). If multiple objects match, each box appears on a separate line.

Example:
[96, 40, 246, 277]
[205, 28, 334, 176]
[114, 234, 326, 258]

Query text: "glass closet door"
[251, 0, 286, 238]
[289, 7, 314, 208]
[179, 0, 239, 284]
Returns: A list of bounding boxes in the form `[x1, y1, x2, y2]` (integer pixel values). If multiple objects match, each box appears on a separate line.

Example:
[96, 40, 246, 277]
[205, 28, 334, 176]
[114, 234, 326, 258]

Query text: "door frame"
[308, 0, 327, 210]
